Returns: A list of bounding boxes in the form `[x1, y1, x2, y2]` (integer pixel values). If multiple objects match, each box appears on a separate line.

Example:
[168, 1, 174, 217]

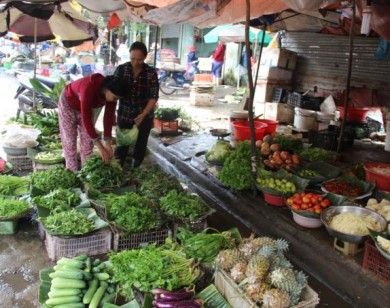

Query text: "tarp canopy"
[204, 24, 272, 44]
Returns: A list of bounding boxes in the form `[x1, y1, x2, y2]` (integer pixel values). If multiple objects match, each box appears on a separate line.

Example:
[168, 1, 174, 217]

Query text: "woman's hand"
[134, 113, 146, 127]
[96, 140, 112, 164]
[105, 139, 114, 157]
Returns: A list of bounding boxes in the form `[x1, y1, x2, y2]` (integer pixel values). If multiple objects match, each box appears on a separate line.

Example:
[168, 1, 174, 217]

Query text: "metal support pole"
[337, 0, 356, 153]
[33, 17, 37, 110]
[153, 26, 159, 69]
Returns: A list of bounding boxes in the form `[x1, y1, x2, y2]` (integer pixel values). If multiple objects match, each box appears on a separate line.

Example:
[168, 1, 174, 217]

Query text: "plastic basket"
[231, 121, 267, 141]
[255, 119, 278, 135]
[0, 220, 18, 234]
[44, 228, 112, 261]
[90, 200, 107, 220]
[153, 119, 179, 133]
[271, 88, 286, 103]
[366, 117, 382, 135]
[37, 222, 46, 241]
[308, 129, 354, 151]
[6, 154, 33, 175]
[363, 241, 390, 283]
[111, 225, 172, 252]
[173, 218, 208, 237]
[287, 92, 323, 111]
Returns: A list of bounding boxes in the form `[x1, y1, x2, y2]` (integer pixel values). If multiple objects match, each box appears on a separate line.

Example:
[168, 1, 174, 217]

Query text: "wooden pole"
[245, 0, 257, 186]
[337, 0, 356, 152]
[153, 26, 158, 69]
[33, 17, 37, 110]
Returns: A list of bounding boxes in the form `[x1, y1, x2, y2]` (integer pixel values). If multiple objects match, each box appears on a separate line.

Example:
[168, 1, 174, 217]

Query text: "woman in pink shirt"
[58, 74, 127, 171]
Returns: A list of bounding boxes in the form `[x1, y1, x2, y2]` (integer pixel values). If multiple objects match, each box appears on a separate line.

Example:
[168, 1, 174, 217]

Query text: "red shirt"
[64, 73, 116, 140]
[213, 44, 225, 62]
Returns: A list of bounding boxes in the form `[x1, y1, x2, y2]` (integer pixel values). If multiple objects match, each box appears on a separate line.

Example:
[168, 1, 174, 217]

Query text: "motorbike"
[158, 60, 200, 95]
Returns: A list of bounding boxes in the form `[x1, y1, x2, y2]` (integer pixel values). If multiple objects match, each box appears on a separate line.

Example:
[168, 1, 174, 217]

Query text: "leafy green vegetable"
[31, 166, 81, 194]
[104, 192, 162, 232]
[217, 141, 261, 191]
[205, 140, 233, 166]
[109, 242, 201, 296]
[32, 188, 81, 212]
[80, 156, 123, 189]
[154, 107, 180, 120]
[273, 136, 303, 152]
[159, 190, 209, 221]
[299, 147, 333, 162]
[40, 208, 95, 235]
[0, 197, 31, 219]
[30, 77, 66, 103]
[0, 175, 31, 196]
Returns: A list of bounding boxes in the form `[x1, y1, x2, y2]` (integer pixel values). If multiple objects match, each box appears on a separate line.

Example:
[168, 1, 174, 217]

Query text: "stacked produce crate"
[190, 74, 215, 106]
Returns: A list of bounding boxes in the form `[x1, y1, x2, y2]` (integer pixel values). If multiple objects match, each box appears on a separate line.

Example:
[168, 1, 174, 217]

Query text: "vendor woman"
[58, 74, 128, 171]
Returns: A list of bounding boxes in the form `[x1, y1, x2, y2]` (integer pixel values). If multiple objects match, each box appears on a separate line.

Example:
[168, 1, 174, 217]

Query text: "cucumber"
[93, 273, 110, 281]
[83, 271, 93, 281]
[48, 288, 81, 298]
[53, 265, 84, 273]
[49, 270, 84, 280]
[73, 254, 87, 261]
[92, 267, 101, 273]
[51, 278, 86, 289]
[57, 258, 84, 269]
[45, 295, 81, 306]
[93, 258, 101, 266]
[85, 257, 92, 273]
[83, 278, 99, 304]
[52, 303, 85, 308]
[100, 292, 116, 306]
[89, 285, 107, 308]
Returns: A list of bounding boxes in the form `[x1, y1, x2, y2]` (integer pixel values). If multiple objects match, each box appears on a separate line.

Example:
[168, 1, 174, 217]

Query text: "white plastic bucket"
[316, 111, 335, 130]
[230, 111, 248, 132]
[294, 107, 316, 131]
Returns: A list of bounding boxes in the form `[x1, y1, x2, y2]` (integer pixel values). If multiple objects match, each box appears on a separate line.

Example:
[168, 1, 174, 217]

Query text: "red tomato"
[286, 198, 294, 206]
[302, 196, 310, 204]
[301, 203, 309, 210]
[311, 197, 320, 204]
[292, 204, 300, 210]
[321, 199, 330, 208]
[295, 197, 303, 205]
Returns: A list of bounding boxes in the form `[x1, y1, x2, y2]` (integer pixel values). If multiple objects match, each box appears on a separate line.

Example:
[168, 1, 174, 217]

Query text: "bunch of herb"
[80, 156, 123, 189]
[217, 141, 261, 190]
[139, 172, 183, 198]
[105, 192, 162, 232]
[154, 107, 180, 121]
[109, 242, 201, 296]
[0, 175, 31, 196]
[0, 198, 31, 219]
[159, 190, 209, 221]
[273, 136, 303, 152]
[299, 147, 333, 162]
[40, 208, 95, 235]
[32, 188, 81, 212]
[31, 166, 81, 193]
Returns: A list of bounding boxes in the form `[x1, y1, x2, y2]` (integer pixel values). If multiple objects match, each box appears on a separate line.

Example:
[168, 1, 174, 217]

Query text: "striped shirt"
[114, 62, 159, 126]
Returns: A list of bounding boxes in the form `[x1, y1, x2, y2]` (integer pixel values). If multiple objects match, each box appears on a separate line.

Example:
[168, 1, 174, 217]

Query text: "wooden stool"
[333, 238, 365, 256]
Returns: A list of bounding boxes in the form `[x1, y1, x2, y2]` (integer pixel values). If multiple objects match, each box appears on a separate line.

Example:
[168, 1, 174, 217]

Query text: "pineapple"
[230, 262, 247, 282]
[216, 248, 242, 271]
[247, 282, 270, 304]
[274, 239, 289, 253]
[262, 288, 291, 308]
[245, 254, 270, 282]
[238, 235, 276, 259]
[269, 253, 293, 271]
[270, 268, 299, 293]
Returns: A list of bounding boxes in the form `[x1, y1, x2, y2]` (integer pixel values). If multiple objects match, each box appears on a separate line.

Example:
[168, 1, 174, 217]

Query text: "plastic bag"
[1, 124, 41, 148]
[116, 126, 139, 147]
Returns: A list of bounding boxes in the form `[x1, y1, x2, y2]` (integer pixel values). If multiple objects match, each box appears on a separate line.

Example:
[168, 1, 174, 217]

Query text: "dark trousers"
[115, 117, 154, 167]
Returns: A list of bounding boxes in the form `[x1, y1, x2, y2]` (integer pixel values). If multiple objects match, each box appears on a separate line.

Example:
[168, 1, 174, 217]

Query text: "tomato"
[311, 197, 320, 204]
[295, 197, 303, 205]
[302, 196, 310, 204]
[321, 199, 330, 208]
[313, 204, 321, 211]
[305, 193, 313, 199]
[301, 203, 309, 210]
[286, 198, 294, 206]
[314, 208, 322, 214]
[292, 204, 300, 210]
[307, 207, 315, 212]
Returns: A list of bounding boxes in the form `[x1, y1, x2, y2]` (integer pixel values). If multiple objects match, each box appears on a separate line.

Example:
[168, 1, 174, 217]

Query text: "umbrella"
[204, 24, 271, 44]
[0, 1, 97, 48]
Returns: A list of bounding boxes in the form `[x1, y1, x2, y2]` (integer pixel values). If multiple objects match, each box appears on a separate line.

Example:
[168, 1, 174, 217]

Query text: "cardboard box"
[258, 66, 293, 82]
[198, 57, 213, 71]
[254, 80, 292, 103]
[190, 91, 214, 106]
[193, 74, 213, 83]
[264, 102, 295, 123]
[261, 48, 297, 70]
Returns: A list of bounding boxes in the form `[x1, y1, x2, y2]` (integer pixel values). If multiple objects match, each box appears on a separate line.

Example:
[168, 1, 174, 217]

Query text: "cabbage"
[205, 140, 233, 166]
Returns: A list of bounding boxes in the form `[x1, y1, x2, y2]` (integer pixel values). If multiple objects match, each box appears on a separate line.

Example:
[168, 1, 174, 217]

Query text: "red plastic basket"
[364, 163, 390, 192]
[338, 107, 369, 123]
[231, 121, 267, 141]
[362, 241, 390, 283]
[263, 192, 286, 206]
[255, 119, 278, 135]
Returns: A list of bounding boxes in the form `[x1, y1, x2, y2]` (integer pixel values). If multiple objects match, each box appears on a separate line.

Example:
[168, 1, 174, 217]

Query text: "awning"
[204, 24, 272, 44]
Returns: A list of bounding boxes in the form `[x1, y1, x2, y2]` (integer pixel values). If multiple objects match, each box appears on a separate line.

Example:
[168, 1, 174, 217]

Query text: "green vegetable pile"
[134, 165, 184, 197]
[159, 190, 209, 221]
[40, 209, 95, 235]
[273, 136, 303, 152]
[205, 140, 233, 166]
[154, 107, 180, 120]
[0, 175, 31, 196]
[109, 242, 201, 295]
[297, 169, 321, 178]
[217, 141, 261, 191]
[80, 156, 123, 189]
[32, 188, 81, 212]
[299, 147, 333, 162]
[177, 228, 238, 263]
[0, 198, 31, 219]
[31, 166, 81, 194]
[104, 192, 162, 232]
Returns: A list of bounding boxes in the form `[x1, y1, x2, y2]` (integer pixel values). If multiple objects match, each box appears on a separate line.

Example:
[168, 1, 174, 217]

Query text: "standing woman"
[58, 74, 128, 171]
[211, 40, 226, 85]
[114, 41, 159, 168]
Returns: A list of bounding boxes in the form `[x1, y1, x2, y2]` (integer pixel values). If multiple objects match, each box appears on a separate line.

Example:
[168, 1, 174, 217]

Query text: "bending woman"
[58, 74, 128, 171]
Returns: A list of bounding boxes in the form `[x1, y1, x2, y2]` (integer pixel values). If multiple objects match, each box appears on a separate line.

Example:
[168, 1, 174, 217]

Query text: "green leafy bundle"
[80, 156, 123, 189]
[299, 147, 333, 162]
[0, 175, 31, 196]
[40, 208, 95, 235]
[273, 136, 303, 152]
[104, 192, 162, 232]
[31, 166, 81, 194]
[32, 188, 81, 212]
[109, 243, 201, 295]
[159, 190, 209, 221]
[154, 107, 180, 120]
[0, 198, 31, 219]
[217, 141, 261, 191]
[205, 140, 233, 166]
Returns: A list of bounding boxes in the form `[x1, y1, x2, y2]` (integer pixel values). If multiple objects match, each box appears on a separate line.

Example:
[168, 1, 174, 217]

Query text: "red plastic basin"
[364, 163, 390, 192]
[255, 119, 278, 135]
[338, 107, 369, 123]
[263, 192, 286, 206]
[231, 121, 267, 141]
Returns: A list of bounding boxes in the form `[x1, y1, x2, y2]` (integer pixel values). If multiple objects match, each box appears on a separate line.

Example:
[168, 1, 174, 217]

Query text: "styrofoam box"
[190, 92, 214, 106]
[258, 66, 293, 82]
[264, 102, 295, 123]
